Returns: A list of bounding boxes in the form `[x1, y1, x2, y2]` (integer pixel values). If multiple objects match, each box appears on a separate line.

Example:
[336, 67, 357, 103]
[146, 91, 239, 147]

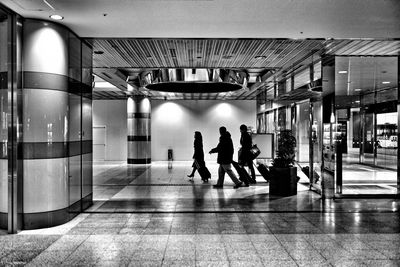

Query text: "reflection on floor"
[1, 161, 400, 266]
[90, 161, 315, 213]
[342, 150, 398, 195]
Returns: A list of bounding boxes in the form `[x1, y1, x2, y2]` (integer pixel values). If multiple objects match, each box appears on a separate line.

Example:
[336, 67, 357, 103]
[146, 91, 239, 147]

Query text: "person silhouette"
[209, 126, 242, 189]
[239, 124, 256, 183]
[187, 131, 207, 182]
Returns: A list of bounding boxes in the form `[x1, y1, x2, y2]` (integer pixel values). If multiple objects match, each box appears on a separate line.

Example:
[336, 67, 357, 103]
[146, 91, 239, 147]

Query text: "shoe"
[243, 183, 250, 187]
[187, 174, 194, 178]
[213, 184, 223, 189]
[233, 182, 243, 189]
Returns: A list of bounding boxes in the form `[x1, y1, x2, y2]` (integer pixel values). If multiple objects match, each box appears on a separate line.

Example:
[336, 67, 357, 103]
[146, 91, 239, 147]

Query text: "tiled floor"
[1, 161, 400, 266]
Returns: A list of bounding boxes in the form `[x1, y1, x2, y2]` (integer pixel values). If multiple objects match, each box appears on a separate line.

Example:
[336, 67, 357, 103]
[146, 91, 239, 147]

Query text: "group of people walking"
[187, 124, 256, 189]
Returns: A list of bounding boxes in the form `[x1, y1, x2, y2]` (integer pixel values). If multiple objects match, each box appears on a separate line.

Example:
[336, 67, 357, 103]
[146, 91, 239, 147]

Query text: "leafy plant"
[272, 129, 296, 168]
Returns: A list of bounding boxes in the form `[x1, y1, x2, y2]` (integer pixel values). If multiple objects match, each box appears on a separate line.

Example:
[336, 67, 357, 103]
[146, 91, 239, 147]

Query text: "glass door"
[335, 56, 398, 195]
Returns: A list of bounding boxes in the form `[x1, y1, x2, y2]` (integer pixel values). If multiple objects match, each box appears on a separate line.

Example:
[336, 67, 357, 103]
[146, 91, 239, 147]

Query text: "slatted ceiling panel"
[90, 38, 400, 100]
[326, 40, 400, 56]
[362, 41, 397, 55]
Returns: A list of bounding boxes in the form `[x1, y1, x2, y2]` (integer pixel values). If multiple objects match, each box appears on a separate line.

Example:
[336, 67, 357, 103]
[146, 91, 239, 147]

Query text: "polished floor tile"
[1, 161, 400, 266]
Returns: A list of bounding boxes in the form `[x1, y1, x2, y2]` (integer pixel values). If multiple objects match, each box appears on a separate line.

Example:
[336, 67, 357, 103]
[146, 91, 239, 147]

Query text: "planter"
[269, 167, 297, 196]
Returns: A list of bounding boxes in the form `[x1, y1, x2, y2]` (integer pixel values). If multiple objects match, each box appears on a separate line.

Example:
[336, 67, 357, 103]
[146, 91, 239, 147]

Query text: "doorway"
[335, 56, 398, 195]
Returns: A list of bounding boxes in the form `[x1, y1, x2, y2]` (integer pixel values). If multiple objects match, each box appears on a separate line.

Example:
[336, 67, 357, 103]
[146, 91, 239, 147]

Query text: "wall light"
[158, 102, 183, 123]
[330, 112, 335, 123]
[382, 81, 391, 84]
[338, 70, 348, 74]
[49, 14, 64, 20]
[216, 103, 232, 117]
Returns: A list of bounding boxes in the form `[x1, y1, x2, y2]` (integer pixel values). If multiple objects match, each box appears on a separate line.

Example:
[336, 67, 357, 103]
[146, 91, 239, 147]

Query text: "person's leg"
[215, 164, 225, 186]
[188, 164, 197, 177]
[247, 159, 256, 181]
[222, 164, 241, 185]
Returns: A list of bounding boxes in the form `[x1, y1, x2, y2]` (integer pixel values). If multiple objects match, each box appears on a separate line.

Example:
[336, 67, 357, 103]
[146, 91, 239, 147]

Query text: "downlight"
[49, 14, 64, 20]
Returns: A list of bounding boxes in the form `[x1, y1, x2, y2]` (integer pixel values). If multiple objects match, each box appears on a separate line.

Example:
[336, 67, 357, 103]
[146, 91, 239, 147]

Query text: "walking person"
[209, 126, 243, 189]
[239, 124, 256, 183]
[187, 131, 207, 182]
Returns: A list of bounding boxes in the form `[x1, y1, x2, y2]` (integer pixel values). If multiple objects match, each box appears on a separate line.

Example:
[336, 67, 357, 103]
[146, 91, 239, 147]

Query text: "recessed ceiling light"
[382, 81, 391, 84]
[49, 14, 64, 20]
[338, 70, 347, 74]
[255, 55, 267, 59]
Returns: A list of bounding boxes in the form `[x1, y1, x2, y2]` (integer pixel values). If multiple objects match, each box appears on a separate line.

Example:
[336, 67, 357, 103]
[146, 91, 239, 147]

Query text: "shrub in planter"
[270, 130, 297, 196]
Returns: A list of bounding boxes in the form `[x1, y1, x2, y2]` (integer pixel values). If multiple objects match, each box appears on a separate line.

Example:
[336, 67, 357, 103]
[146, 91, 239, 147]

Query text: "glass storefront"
[0, 8, 8, 229]
[335, 56, 398, 195]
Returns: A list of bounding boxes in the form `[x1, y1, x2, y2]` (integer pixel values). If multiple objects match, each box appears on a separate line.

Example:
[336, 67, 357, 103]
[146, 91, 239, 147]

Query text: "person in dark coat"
[239, 124, 256, 183]
[209, 126, 242, 189]
[187, 131, 206, 181]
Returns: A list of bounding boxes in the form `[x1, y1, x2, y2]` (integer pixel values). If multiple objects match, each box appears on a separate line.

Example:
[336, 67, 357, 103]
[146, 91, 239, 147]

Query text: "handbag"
[249, 144, 261, 160]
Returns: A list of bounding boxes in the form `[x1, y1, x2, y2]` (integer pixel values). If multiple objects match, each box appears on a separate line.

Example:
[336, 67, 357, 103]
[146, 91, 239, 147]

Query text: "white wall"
[152, 100, 256, 161]
[93, 99, 256, 162]
[93, 100, 127, 161]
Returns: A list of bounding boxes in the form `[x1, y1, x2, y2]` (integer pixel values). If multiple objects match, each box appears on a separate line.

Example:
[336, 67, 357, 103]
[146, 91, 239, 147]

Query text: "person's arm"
[209, 142, 221, 154]
[209, 146, 218, 154]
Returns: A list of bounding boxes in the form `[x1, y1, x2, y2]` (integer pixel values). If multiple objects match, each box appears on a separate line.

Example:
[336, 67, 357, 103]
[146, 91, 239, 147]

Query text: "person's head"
[194, 131, 202, 141]
[219, 126, 227, 135]
[240, 124, 247, 133]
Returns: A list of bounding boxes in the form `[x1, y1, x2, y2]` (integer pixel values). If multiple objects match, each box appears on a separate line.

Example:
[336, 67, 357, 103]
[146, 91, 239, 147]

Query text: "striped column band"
[127, 96, 151, 164]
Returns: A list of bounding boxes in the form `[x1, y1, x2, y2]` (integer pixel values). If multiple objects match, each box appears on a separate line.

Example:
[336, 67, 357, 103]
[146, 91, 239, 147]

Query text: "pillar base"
[128, 158, 151, 164]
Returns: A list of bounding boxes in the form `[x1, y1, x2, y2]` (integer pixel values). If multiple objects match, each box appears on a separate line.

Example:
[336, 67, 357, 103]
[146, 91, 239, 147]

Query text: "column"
[22, 19, 70, 228]
[127, 96, 151, 164]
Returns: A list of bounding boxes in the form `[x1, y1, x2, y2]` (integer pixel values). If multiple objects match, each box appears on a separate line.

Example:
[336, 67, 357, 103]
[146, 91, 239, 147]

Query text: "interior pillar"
[127, 96, 151, 164]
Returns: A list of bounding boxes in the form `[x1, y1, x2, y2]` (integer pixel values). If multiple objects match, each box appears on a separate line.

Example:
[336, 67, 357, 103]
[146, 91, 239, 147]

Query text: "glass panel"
[81, 42, 92, 209]
[294, 68, 310, 89]
[376, 112, 397, 170]
[335, 56, 398, 195]
[296, 101, 310, 163]
[0, 8, 8, 229]
[312, 101, 322, 190]
[313, 61, 322, 81]
[68, 33, 82, 212]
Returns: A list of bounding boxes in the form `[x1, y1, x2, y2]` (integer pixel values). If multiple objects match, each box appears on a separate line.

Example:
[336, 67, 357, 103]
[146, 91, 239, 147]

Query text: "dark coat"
[210, 131, 234, 164]
[192, 138, 205, 167]
[239, 131, 253, 161]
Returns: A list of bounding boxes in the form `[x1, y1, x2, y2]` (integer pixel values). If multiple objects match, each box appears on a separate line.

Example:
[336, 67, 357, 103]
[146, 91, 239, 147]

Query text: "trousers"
[216, 163, 240, 185]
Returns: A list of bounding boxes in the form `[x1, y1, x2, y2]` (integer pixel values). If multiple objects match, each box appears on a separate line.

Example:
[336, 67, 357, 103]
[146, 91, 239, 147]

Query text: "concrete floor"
[0, 161, 399, 266]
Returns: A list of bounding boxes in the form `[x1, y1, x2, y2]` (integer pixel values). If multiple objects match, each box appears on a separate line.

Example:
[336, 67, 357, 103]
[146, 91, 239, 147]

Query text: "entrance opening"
[335, 56, 398, 195]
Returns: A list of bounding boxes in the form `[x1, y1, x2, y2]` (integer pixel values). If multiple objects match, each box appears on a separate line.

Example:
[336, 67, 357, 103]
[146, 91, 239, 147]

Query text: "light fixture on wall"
[330, 112, 335, 123]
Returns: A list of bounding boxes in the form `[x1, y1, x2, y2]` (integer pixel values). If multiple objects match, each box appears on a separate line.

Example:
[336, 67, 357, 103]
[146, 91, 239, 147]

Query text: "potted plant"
[269, 129, 297, 196]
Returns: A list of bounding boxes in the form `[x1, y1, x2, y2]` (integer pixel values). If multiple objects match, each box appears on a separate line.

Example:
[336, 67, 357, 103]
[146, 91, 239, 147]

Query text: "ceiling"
[2, 0, 400, 101]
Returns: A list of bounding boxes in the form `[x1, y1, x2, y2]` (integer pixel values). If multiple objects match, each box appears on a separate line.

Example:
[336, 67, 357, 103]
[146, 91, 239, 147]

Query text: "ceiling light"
[255, 55, 267, 59]
[49, 14, 64, 20]
[382, 81, 391, 84]
[338, 70, 347, 74]
[354, 88, 362, 91]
